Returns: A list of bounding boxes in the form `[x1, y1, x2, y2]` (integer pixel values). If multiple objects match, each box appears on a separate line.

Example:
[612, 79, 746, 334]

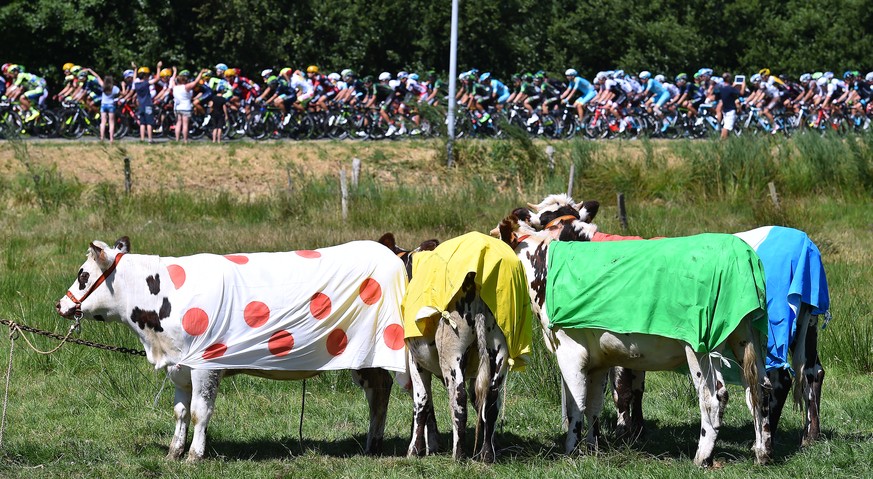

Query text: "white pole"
[446, 0, 459, 167]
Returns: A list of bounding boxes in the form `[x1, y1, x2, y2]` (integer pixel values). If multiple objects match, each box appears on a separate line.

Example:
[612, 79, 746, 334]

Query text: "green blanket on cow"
[546, 234, 768, 353]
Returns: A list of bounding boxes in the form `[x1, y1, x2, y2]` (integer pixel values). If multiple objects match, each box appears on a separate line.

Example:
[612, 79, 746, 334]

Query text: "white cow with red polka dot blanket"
[57, 236, 409, 461]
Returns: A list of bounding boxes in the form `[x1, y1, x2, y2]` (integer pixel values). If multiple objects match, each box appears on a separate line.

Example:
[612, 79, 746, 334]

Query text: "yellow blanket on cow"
[401, 232, 532, 371]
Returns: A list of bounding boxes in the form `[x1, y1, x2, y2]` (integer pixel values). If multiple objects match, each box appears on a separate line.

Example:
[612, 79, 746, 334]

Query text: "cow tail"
[743, 336, 762, 416]
[473, 312, 490, 456]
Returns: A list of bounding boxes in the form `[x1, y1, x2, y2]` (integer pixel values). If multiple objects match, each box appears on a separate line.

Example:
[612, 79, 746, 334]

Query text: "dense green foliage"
[2, 0, 872, 82]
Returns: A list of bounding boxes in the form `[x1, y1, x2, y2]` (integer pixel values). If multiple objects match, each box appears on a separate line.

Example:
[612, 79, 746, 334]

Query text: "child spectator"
[97, 74, 120, 143]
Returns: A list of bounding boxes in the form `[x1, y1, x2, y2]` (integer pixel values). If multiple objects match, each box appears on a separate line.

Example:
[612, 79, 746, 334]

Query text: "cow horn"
[526, 202, 539, 211]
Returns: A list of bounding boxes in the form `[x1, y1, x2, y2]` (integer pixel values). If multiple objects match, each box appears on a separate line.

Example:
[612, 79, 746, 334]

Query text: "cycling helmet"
[8, 64, 21, 74]
[177, 69, 191, 79]
[427, 70, 436, 80]
[638, 71, 651, 80]
[137, 66, 150, 75]
[675, 73, 688, 82]
[843, 70, 855, 79]
[265, 75, 278, 84]
[866, 72, 873, 82]
[521, 73, 533, 83]
[362, 75, 374, 83]
[70, 65, 81, 75]
[692, 72, 701, 80]
[799, 73, 812, 82]
[340, 68, 353, 78]
[224, 68, 236, 78]
[397, 71, 409, 80]
[160, 68, 173, 78]
[307, 65, 319, 74]
[533, 72, 544, 80]
[328, 72, 341, 81]
[62, 62, 74, 72]
[388, 79, 400, 88]
[830, 78, 843, 86]
[606, 70, 615, 79]
[279, 67, 292, 77]
[614, 70, 625, 79]
[758, 68, 770, 77]
[811, 72, 823, 80]
[478, 72, 491, 82]
[0, 63, 9, 74]
[77, 70, 88, 79]
[408, 73, 419, 81]
[565, 68, 577, 77]
[378, 71, 391, 81]
[261, 69, 273, 78]
[123, 69, 135, 79]
[654, 74, 665, 83]
[823, 71, 833, 80]
[202, 70, 212, 79]
[215, 63, 228, 72]
[750, 73, 763, 84]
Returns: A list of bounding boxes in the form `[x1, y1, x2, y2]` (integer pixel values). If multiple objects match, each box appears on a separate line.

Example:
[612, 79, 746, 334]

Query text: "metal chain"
[0, 319, 146, 357]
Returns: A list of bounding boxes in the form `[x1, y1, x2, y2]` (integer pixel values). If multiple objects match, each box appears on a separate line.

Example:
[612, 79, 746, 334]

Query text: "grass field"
[0, 136, 871, 478]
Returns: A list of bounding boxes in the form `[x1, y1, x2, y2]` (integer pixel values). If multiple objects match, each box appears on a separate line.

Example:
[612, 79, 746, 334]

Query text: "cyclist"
[193, 70, 216, 121]
[74, 67, 103, 115]
[560, 68, 596, 124]
[424, 71, 446, 106]
[288, 69, 315, 114]
[639, 71, 672, 122]
[365, 71, 400, 136]
[673, 73, 700, 118]
[6, 64, 48, 121]
[224, 68, 259, 114]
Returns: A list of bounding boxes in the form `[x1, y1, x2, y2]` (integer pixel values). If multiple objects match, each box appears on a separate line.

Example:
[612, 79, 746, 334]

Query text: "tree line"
[1, 0, 870, 82]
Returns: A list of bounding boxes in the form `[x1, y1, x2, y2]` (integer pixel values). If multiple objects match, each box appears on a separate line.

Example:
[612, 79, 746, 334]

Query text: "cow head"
[56, 237, 131, 322]
[527, 193, 600, 227]
[377, 233, 439, 280]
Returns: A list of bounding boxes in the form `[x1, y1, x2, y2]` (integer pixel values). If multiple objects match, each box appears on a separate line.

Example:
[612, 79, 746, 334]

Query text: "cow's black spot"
[94, 314, 105, 322]
[78, 270, 90, 290]
[130, 298, 171, 332]
[696, 372, 702, 378]
[131, 308, 163, 332]
[159, 297, 171, 319]
[146, 274, 161, 295]
[701, 428, 706, 437]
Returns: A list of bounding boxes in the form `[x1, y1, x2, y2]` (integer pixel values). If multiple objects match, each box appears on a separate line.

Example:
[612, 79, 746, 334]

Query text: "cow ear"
[511, 207, 532, 223]
[377, 233, 397, 252]
[114, 236, 131, 253]
[578, 201, 600, 222]
[419, 239, 439, 251]
[89, 242, 113, 269]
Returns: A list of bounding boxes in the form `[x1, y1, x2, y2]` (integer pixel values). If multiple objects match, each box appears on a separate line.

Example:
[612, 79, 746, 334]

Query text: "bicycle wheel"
[59, 109, 84, 139]
[34, 110, 60, 138]
[325, 109, 350, 140]
[287, 113, 315, 140]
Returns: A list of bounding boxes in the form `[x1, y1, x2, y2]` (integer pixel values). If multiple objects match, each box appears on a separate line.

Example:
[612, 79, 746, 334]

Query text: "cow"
[525, 194, 830, 446]
[56, 237, 409, 461]
[378, 232, 532, 463]
[495, 214, 773, 466]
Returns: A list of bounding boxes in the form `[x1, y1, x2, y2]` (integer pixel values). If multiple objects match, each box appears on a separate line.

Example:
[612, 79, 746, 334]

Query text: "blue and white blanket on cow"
[733, 226, 830, 371]
[159, 240, 409, 373]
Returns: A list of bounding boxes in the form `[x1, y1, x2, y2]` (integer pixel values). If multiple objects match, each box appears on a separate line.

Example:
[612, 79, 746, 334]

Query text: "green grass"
[0, 135, 872, 478]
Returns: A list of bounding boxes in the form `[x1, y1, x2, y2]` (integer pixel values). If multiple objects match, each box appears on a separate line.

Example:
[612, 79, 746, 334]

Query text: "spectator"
[96, 74, 119, 143]
[171, 68, 206, 143]
[132, 62, 161, 142]
[717, 72, 744, 139]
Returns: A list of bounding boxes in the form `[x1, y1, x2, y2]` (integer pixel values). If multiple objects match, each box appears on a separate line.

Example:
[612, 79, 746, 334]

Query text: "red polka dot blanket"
[163, 240, 408, 372]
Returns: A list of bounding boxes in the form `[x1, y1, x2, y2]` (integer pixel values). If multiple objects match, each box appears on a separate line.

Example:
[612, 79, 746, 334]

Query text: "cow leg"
[167, 367, 193, 460]
[803, 314, 824, 446]
[185, 369, 223, 462]
[555, 343, 588, 454]
[686, 346, 727, 467]
[767, 368, 792, 441]
[728, 323, 772, 465]
[407, 349, 438, 457]
[583, 368, 609, 451]
[475, 317, 508, 464]
[613, 367, 646, 440]
[351, 367, 393, 455]
[435, 311, 475, 461]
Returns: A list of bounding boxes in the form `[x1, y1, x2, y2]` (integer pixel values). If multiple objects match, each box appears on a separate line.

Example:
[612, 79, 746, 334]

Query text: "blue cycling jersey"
[570, 77, 594, 94]
[491, 79, 509, 97]
[644, 78, 666, 96]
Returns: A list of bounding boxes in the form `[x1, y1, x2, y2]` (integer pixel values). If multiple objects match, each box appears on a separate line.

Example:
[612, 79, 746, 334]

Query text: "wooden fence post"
[567, 163, 575, 197]
[546, 145, 555, 172]
[352, 158, 361, 188]
[340, 168, 349, 220]
[123, 157, 132, 195]
[768, 182, 780, 209]
[617, 192, 628, 230]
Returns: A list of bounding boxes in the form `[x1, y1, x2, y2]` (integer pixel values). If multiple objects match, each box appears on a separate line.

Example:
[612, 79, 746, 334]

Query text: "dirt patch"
[0, 140, 443, 197]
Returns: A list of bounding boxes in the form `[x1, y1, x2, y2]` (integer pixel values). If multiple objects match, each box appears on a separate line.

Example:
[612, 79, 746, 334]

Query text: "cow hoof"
[479, 447, 496, 464]
[166, 447, 185, 461]
[185, 452, 204, 463]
